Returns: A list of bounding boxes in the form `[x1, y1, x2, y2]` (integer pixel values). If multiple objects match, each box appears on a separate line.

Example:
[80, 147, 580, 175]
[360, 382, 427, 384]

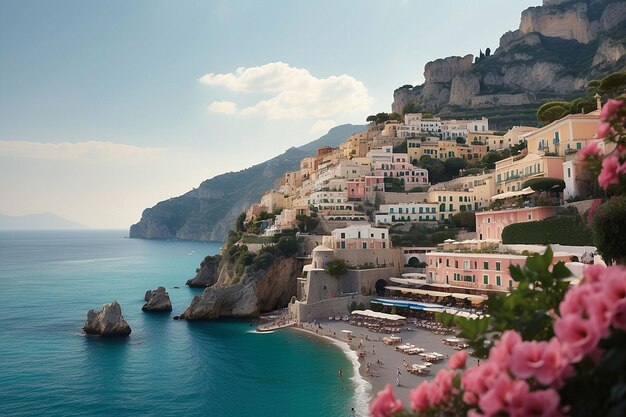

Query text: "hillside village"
[236, 97, 607, 323]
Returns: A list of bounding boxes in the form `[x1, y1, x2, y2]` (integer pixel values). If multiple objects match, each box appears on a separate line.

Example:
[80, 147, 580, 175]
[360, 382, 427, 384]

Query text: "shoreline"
[290, 324, 372, 417]
[289, 319, 478, 412]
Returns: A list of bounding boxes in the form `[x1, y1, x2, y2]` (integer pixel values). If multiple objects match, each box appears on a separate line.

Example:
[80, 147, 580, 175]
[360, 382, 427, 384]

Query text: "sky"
[0, 0, 541, 229]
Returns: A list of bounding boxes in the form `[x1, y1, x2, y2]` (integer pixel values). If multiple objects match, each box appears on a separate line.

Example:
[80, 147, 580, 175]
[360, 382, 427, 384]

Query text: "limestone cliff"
[392, 0, 626, 124]
[129, 124, 366, 242]
[180, 256, 304, 319]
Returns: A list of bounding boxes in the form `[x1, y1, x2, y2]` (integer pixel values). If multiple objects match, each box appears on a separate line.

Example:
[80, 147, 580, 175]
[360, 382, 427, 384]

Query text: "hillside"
[129, 124, 366, 242]
[392, 0, 626, 129]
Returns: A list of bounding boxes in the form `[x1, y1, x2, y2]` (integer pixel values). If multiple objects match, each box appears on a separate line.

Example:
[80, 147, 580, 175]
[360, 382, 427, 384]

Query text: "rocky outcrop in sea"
[83, 301, 132, 336]
[142, 287, 173, 312]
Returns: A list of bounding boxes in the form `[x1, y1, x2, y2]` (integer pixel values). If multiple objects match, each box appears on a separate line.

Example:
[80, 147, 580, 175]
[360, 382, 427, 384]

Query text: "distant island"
[0, 213, 87, 230]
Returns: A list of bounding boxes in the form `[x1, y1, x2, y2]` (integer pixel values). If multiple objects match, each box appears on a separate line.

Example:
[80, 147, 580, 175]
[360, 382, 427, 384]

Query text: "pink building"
[425, 250, 571, 292]
[347, 175, 385, 200]
[476, 206, 556, 241]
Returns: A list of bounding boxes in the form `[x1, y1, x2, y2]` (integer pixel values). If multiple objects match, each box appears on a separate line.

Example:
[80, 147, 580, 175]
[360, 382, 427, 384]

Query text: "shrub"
[431, 230, 458, 244]
[523, 177, 566, 193]
[325, 259, 348, 278]
[276, 236, 299, 257]
[502, 215, 593, 245]
[252, 252, 275, 270]
[591, 196, 626, 265]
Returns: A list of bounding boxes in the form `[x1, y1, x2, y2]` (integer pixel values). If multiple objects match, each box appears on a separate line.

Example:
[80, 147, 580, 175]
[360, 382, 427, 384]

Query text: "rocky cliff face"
[180, 256, 303, 319]
[392, 0, 626, 117]
[129, 124, 366, 242]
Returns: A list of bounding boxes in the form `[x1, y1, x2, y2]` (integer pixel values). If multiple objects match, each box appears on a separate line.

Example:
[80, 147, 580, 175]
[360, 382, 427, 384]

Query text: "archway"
[375, 279, 387, 296]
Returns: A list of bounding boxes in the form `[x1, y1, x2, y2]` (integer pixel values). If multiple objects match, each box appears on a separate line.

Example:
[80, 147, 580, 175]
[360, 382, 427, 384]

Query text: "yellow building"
[494, 153, 565, 194]
[408, 138, 487, 162]
[524, 112, 600, 157]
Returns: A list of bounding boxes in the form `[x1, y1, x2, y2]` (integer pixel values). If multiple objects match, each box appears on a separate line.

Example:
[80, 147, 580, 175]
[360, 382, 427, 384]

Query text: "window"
[464, 260, 470, 269]
[496, 276, 501, 286]
[509, 279, 513, 288]
[449, 204, 453, 211]
[496, 262, 501, 271]
[446, 259, 449, 267]
[382, 233, 385, 239]
[362, 242, 367, 249]
[483, 275, 489, 285]
[341, 233, 345, 238]
[483, 261, 489, 269]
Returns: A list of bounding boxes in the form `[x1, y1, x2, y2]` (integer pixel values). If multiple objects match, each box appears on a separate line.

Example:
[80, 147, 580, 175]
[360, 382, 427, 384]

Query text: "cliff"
[129, 124, 365, 242]
[180, 254, 304, 319]
[392, 0, 626, 126]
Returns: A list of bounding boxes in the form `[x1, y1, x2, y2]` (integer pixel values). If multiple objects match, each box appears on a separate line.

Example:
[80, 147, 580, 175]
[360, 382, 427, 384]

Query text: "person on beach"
[396, 367, 402, 386]
[338, 369, 343, 377]
[351, 407, 356, 417]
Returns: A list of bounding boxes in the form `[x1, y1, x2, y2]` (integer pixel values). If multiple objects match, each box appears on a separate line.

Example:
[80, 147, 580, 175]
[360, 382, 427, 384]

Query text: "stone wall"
[289, 295, 372, 322]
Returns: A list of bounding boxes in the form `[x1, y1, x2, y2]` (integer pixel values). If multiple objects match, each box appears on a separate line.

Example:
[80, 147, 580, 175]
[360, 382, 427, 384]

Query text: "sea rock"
[185, 258, 220, 288]
[83, 301, 131, 336]
[142, 287, 173, 312]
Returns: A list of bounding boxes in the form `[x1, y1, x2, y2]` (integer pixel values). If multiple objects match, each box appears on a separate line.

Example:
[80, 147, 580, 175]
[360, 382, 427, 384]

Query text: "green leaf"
[552, 261, 572, 279]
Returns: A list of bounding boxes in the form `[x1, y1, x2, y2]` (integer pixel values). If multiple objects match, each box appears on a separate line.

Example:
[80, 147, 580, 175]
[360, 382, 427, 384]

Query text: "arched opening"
[375, 279, 387, 296]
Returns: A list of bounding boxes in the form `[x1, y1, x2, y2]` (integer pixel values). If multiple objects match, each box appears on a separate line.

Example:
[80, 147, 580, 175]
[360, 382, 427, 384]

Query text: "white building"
[397, 113, 442, 138]
[375, 202, 439, 224]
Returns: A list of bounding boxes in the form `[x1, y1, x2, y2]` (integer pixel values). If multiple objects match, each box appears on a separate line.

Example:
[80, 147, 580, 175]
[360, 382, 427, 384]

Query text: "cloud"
[208, 100, 237, 114]
[310, 119, 337, 134]
[199, 61, 372, 119]
[0, 140, 165, 164]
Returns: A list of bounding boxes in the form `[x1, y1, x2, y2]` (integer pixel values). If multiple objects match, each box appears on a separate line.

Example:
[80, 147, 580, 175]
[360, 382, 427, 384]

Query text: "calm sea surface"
[0, 230, 358, 417]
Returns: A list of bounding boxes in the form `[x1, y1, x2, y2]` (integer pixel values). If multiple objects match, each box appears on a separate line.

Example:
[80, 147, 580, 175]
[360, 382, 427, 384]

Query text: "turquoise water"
[0, 230, 357, 417]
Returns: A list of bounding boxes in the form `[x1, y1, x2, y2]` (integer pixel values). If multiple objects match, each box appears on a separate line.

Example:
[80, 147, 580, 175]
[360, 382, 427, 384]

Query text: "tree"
[523, 177, 566, 193]
[444, 157, 467, 179]
[485, 47, 491, 57]
[455, 137, 466, 144]
[537, 101, 571, 125]
[366, 115, 377, 123]
[235, 212, 246, 233]
[325, 259, 348, 278]
[296, 214, 319, 233]
[402, 102, 421, 115]
[592, 196, 626, 265]
[597, 71, 626, 97]
[276, 236, 299, 257]
[389, 112, 403, 122]
[451, 212, 476, 231]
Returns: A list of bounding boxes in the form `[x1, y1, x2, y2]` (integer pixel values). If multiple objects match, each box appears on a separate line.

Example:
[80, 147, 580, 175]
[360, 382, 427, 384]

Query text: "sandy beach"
[291, 319, 479, 415]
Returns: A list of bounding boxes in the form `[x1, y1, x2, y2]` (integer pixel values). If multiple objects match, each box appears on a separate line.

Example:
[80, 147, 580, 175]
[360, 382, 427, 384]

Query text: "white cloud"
[310, 119, 337, 134]
[0, 140, 165, 164]
[199, 61, 372, 119]
[208, 100, 237, 114]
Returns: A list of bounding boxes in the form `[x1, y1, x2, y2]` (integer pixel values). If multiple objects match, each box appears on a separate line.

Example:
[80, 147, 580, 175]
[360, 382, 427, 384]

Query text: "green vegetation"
[501, 215, 593, 246]
[431, 230, 459, 244]
[451, 212, 476, 231]
[348, 301, 366, 313]
[523, 177, 566, 193]
[296, 213, 319, 233]
[591, 196, 626, 265]
[383, 177, 405, 192]
[366, 112, 402, 124]
[324, 259, 348, 278]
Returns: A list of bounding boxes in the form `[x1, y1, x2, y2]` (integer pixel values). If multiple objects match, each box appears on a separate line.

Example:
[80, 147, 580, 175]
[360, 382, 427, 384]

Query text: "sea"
[0, 230, 366, 417]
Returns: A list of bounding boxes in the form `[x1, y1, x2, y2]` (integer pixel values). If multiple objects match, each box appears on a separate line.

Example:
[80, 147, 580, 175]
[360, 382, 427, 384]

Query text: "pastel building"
[323, 225, 391, 250]
[260, 191, 286, 212]
[425, 250, 571, 293]
[397, 113, 442, 138]
[494, 153, 564, 195]
[375, 202, 438, 224]
[440, 117, 489, 139]
[347, 175, 385, 200]
[475, 206, 556, 241]
[524, 112, 600, 157]
[369, 146, 429, 190]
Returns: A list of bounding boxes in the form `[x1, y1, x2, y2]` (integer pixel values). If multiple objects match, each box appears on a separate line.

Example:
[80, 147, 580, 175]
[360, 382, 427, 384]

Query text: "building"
[323, 225, 391, 250]
[369, 146, 429, 190]
[475, 206, 556, 241]
[346, 175, 385, 200]
[425, 250, 571, 293]
[260, 191, 286, 212]
[524, 112, 600, 157]
[397, 113, 442, 138]
[375, 202, 438, 224]
[494, 153, 564, 195]
[440, 117, 489, 140]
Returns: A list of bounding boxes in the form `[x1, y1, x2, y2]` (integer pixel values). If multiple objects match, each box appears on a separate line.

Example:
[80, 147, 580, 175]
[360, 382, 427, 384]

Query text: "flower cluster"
[579, 98, 626, 191]
[369, 264, 626, 417]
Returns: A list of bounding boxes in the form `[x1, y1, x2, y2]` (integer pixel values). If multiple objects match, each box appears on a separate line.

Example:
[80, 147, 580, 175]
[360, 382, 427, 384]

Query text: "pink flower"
[463, 391, 478, 406]
[583, 263, 606, 284]
[370, 384, 403, 417]
[535, 338, 568, 386]
[478, 373, 512, 417]
[559, 284, 595, 317]
[597, 154, 623, 189]
[518, 388, 561, 417]
[599, 99, 625, 122]
[510, 340, 546, 380]
[448, 349, 468, 370]
[612, 298, 626, 332]
[554, 315, 601, 363]
[602, 266, 626, 304]
[578, 141, 602, 160]
[488, 330, 522, 371]
[409, 382, 430, 411]
[462, 363, 500, 395]
[596, 121, 613, 139]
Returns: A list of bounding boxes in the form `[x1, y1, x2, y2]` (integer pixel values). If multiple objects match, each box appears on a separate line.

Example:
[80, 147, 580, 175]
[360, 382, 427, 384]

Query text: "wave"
[58, 256, 135, 264]
[328, 337, 372, 417]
